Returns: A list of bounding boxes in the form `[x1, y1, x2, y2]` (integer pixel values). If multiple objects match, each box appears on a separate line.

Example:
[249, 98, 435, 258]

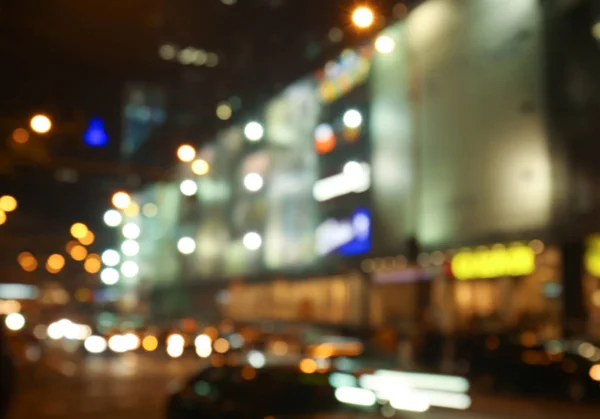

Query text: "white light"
[158, 44, 177, 60]
[243, 232, 262, 251]
[100, 268, 120, 285]
[121, 240, 140, 257]
[101, 250, 121, 267]
[167, 344, 184, 358]
[103, 209, 123, 227]
[335, 387, 376, 407]
[167, 334, 185, 347]
[375, 35, 396, 54]
[84, 336, 107, 354]
[47, 322, 65, 340]
[177, 237, 196, 255]
[195, 334, 212, 358]
[244, 121, 264, 142]
[243, 173, 264, 192]
[313, 163, 371, 202]
[124, 333, 141, 351]
[122, 223, 141, 240]
[5, 313, 25, 331]
[343, 109, 362, 129]
[108, 335, 129, 353]
[390, 394, 430, 412]
[248, 350, 266, 369]
[177, 145, 196, 163]
[121, 261, 139, 278]
[180, 179, 198, 196]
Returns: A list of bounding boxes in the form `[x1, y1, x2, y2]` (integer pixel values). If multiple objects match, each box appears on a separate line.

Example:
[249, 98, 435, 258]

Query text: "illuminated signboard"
[315, 47, 372, 104]
[450, 244, 535, 280]
[313, 162, 371, 202]
[315, 208, 371, 256]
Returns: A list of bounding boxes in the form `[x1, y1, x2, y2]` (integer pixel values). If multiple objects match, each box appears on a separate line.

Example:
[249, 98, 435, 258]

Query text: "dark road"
[7, 351, 600, 419]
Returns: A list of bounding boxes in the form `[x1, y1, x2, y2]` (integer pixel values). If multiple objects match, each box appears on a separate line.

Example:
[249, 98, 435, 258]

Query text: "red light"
[315, 123, 336, 154]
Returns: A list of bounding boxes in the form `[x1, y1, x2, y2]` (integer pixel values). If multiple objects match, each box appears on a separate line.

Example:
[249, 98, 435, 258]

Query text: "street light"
[352, 6, 375, 29]
[30, 114, 52, 134]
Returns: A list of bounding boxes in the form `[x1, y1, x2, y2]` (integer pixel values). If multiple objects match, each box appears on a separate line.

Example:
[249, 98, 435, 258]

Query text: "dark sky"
[0, 0, 400, 268]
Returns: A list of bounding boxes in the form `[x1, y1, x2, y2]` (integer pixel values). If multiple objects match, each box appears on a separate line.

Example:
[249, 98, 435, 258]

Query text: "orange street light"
[30, 114, 52, 134]
[352, 6, 375, 29]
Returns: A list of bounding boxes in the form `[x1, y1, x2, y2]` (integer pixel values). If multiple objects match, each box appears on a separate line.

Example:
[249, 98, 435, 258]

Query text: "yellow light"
[30, 114, 52, 134]
[177, 144, 196, 163]
[142, 335, 158, 352]
[352, 6, 374, 29]
[112, 191, 131, 210]
[70, 223, 89, 239]
[84, 256, 101, 274]
[590, 365, 600, 382]
[216, 103, 232, 120]
[0, 196, 18, 212]
[0, 300, 21, 315]
[70, 245, 88, 261]
[213, 337, 230, 354]
[0, 211, 5, 226]
[79, 230, 95, 246]
[123, 202, 140, 217]
[375, 35, 395, 54]
[18, 252, 38, 272]
[593, 22, 600, 41]
[191, 159, 210, 176]
[66, 240, 79, 253]
[451, 244, 535, 280]
[12, 128, 30, 144]
[299, 358, 318, 374]
[47, 254, 66, 271]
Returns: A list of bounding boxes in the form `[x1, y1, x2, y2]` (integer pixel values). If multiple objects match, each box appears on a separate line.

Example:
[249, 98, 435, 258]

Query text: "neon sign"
[450, 244, 535, 280]
[315, 208, 371, 256]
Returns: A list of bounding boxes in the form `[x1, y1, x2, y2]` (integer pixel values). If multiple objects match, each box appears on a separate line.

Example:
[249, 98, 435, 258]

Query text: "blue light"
[84, 117, 109, 147]
[338, 208, 371, 256]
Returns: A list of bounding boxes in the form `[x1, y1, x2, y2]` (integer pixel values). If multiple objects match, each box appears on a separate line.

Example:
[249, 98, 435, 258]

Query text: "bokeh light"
[343, 109, 363, 129]
[0, 211, 5, 226]
[121, 261, 139, 278]
[243, 232, 262, 251]
[70, 223, 89, 239]
[123, 202, 140, 217]
[216, 103, 233, 120]
[103, 209, 122, 227]
[142, 203, 158, 218]
[12, 128, 29, 144]
[244, 122, 264, 142]
[0, 196, 17, 212]
[100, 268, 120, 285]
[177, 145, 196, 162]
[177, 237, 196, 255]
[191, 159, 210, 176]
[101, 250, 121, 267]
[5, 313, 25, 331]
[122, 223, 141, 240]
[30, 114, 52, 134]
[47, 254, 66, 271]
[112, 191, 131, 210]
[375, 35, 395, 54]
[143, 335, 158, 352]
[79, 230, 95, 246]
[18, 252, 38, 272]
[70, 245, 88, 261]
[180, 180, 198, 196]
[121, 240, 140, 257]
[84, 256, 102, 274]
[243, 173, 264, 192]
[299, 358, 318, 374]
[84, 336, 107, 354]
[213, 338, 230, 354]
[352, 6, 374, 29]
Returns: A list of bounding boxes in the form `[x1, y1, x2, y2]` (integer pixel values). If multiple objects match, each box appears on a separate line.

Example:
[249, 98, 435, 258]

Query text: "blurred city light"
[158, 44, 177, 60]
[343, 109, 363, 129]
[328, 27, 344, 43]
[101, 250, 121, 267]
[142, 203, 158, 218]
[47, 254, 66, 271]
[30, 114, 52, 134]
[243, 173, 264, 192]
[191, 159, 210, 176]
[18, 252, 38, 272]
[213, 337, 230, 354]
[177, 237, 196, 255]
[593, 21, 600, 41]
[103, 209, 123, 227]
[142, 335, 158, 352]
[12, 128, 30, 144]
[70, 222, 89, 239]
[314, 123, 336, 154]
[0, 300, 21, 315]
[167, 344, 184, 358]
[111, 191, 131, 210]
[248, 350, 266, 368]
[122, 223, 141, 240]
[0, 195, 17, 212]
[121, 240, 140, 257]
[121, 261, 139, 278]
[124, 333, 141, 351]
[177, 144, 196, 162]
[83, 117, 109, 147]
[167, 334, 185, 347]
[375, 35, 395, 53]
[79, 230, 95, 246]
[123, 201, 140, 217]
[70, 244, 88, 261]
[100, 268, 120, 285]
[352, 6, 374, 28]
[216, 102, 233, 120]
[243, 232, 262, 251]
[244, 121, 264, 142]
[180, 179, 198, 196]
[0, 211, 5, 226]
[84, 256, 102, 274]
[206, 52, 219, 67]
[5, 313, 25, 331]
[108, 335, 129, 353]
[84, 336, 107, 354]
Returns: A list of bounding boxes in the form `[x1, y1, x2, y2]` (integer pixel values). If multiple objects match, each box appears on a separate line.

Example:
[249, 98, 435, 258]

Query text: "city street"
[6, 350, 600, 419]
